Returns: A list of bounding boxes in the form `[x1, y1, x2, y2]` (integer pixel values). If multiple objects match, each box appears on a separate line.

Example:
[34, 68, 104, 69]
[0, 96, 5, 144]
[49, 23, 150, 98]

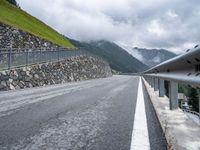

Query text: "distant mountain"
[69, 39, 148, 73]
[125, 47, 177, 67]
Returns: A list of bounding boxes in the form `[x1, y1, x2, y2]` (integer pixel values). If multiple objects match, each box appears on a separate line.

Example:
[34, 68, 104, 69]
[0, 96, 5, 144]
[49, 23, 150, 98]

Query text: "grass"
[0, 0, 75, 48]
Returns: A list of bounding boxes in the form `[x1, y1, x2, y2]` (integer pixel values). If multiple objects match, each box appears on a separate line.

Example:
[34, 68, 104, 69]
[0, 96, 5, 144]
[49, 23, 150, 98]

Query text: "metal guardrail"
[143, 45, 200, 111]
[184, 109, 200, 118]
[143, 45, 200, 86]
[0, 48, 108, 70]
[183, 109, 200, 123]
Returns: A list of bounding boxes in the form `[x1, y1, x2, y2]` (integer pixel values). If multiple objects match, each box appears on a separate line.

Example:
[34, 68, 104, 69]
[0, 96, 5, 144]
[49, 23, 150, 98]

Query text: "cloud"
[17, 0, 200, 53]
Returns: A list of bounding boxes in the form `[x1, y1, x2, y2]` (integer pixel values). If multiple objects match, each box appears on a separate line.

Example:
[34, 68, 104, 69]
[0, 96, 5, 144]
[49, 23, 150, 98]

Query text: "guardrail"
[184, 109, 200, 117]
[183, 109, 200, 123]
[0, 48, 107, 71]
[142, 45, 200, 111]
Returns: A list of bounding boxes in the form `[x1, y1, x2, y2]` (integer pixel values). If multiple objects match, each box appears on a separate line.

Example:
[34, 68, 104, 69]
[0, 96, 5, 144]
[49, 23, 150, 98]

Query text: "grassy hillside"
[0, 0, 74, 48]
[70, 39, 148, 73]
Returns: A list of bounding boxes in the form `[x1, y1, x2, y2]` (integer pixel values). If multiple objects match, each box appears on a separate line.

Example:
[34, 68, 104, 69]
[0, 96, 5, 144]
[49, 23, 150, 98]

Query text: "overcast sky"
[18, 0, 200, 53]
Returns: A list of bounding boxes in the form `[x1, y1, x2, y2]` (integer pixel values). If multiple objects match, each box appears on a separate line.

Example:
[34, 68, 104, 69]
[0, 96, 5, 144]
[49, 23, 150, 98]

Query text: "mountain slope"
[70, 39, 148, 73]
[130, 47, 177, 67]
[0, 0, 74, 48]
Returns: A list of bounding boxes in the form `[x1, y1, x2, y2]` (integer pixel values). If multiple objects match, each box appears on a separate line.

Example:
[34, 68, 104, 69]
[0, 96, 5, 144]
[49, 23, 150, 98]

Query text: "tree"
[188, 88, 199, 112]
[7, 0, 18, 7]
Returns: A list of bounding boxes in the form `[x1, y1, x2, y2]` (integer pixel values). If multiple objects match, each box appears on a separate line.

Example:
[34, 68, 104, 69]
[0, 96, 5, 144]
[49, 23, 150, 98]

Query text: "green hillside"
[0, 0, 74, 48]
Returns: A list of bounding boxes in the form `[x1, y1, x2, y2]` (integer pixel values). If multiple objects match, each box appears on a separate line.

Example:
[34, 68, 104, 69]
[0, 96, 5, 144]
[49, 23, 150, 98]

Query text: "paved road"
[0, 75, 167, 150]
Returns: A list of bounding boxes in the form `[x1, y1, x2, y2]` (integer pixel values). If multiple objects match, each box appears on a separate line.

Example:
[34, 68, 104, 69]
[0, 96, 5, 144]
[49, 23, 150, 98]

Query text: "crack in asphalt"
[10, 97, 111, 150]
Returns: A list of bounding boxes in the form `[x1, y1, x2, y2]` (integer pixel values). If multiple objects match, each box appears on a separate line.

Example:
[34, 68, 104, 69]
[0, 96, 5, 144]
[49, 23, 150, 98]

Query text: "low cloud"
[18, 0, 200, 53]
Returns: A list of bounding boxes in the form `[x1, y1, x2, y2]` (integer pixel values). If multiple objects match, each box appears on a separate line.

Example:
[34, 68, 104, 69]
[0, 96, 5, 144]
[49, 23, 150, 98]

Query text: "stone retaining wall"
[0, 22, 59, 49]
[0, 55, 112, 91]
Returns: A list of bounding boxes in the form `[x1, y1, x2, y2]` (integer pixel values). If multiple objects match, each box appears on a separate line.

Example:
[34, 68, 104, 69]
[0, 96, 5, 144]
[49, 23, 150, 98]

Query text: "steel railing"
[143, 45, 200, 86]
[183, 109, 200, 123]
[0, 48, 108, 70]
[142, 45, 200, 111]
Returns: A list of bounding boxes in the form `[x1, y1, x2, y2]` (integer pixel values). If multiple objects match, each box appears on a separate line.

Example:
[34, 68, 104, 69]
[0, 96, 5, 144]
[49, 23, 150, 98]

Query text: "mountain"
[0, 0, 74, 48]
[70, 39, 148, 73]
[127, 47, 177, 67]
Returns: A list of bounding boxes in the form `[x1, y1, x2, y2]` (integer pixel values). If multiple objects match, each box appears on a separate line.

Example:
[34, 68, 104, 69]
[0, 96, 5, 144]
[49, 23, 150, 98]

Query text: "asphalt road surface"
[0, 75, 167, 150]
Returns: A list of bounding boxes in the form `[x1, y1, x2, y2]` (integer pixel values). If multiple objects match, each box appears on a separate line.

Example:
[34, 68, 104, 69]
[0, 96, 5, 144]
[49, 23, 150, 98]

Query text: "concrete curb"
[142, 78, 200, 150]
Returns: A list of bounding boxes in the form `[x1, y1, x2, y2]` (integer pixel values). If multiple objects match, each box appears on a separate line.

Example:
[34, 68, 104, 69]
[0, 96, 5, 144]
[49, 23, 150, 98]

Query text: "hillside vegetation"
[70, 39, 148, 73]
[0, 0, 74, 48]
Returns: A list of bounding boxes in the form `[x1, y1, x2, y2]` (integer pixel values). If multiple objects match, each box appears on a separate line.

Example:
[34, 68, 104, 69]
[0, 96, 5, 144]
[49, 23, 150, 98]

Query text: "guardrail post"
[150, 77, 152, 87]
[26, 49, 29, 68]
[159, 79, 165, 97]
[151, 77, 154, 87]
[199, 92, 200, 113]
[149, 77, 151, 84]
[198, 89, 200, 113]
[40, 49, 42, 63]
[8, 48, 12, 69]
[154, 77, 159, 91]
[145, 76, 148, 84]
[145, 76, 150, 84]
[169, 80, 178, 110]
[151, 77, 154, 88]
[58, 49, 60, 61]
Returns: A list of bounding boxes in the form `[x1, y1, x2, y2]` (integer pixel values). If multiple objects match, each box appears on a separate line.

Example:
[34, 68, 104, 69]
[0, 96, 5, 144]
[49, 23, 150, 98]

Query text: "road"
[0, 75, 167, 150]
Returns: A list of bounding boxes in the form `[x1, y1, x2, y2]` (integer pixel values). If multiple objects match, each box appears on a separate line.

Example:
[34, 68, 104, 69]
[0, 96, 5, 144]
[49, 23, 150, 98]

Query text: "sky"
[17, 0, 200, 53]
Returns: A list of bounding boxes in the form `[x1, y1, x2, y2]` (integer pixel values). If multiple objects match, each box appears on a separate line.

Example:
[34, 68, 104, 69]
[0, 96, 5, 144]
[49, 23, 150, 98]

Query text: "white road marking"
[130, 77, 150, 150]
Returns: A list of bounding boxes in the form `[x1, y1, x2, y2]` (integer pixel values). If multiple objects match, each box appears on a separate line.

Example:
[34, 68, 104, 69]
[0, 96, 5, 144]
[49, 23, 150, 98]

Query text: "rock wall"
[0, 55, 112, 91]
[0, 22, 59, 49]
[0, 23, 112, 91]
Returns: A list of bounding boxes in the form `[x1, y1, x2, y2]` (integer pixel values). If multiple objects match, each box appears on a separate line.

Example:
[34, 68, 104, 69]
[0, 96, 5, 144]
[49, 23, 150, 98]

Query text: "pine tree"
[189, 88, 199, 112]
[7, 0, 18, 7]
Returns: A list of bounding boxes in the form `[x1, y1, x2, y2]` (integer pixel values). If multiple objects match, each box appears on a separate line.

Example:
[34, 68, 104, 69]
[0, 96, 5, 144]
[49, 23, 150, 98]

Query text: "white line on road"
[130, 77, 150, 150]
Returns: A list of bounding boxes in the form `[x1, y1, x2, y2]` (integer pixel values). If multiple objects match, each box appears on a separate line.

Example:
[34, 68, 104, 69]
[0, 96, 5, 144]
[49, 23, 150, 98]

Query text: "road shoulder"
[143, 78, 200, 150]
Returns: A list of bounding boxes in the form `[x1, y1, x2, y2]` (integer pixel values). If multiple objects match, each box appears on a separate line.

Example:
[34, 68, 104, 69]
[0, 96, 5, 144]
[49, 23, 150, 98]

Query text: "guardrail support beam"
[149, 77, 152, 87]
[151, 77, 154, 88]
[152, 77, 155, 88]
[169, 81, 178, 110]
[198, 89, 200, 113]
[154, 78, 159, 91]
[199, 92, 200, 113]
[146, 76, 150, 85]
[159, 79, 165, 97]
[8, 48, 12, 69]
